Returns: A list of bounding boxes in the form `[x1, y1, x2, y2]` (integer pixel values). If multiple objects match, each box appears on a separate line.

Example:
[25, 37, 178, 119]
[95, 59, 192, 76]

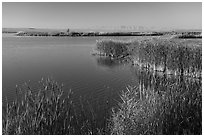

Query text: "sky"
[2, 2, 202, 30]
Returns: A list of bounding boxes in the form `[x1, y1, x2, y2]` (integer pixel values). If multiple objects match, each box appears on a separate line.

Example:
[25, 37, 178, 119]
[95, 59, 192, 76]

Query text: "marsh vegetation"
[95, 36, 202, 134]
[111, 70, 202, 134]
[95, 38, 201, 78]
[2, 78, 109, 135]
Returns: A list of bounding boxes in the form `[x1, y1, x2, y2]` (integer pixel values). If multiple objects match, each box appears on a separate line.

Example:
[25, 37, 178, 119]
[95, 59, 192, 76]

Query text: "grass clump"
[2, 78, 104, 135]
[111, 72, 202, 135]
[2, 78, 74, 134]
[95, 39, 133, 58]
[95, 38, 202, 78]
[132, 38, 201, 77]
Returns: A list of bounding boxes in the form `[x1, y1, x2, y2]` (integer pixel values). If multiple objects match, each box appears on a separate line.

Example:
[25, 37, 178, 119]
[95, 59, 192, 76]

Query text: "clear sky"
[2, 2, 202, 30]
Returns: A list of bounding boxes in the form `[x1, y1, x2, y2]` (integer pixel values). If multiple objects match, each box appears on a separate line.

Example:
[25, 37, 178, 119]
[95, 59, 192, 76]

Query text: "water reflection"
[96, 56, 131, 68]
[130, 64, 201, 92]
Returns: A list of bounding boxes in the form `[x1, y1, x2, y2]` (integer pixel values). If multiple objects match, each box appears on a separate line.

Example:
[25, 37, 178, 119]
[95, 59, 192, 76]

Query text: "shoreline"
[2, 30, 202, 38]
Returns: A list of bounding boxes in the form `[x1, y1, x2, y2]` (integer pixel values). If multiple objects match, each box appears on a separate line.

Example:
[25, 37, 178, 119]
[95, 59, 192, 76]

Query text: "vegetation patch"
[94, 39, 134, 58]
[111, 72, 202, 135]
[2, 78, 106, 135]
[95, 38, 202, 78]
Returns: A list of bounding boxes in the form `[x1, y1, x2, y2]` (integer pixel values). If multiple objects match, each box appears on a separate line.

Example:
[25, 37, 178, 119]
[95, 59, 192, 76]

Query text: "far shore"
[2, 28, 202, 38]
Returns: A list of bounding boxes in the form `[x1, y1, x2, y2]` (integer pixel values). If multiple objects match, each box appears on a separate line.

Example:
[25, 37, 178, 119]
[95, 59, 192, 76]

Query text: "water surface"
[2, 35, 139, 127]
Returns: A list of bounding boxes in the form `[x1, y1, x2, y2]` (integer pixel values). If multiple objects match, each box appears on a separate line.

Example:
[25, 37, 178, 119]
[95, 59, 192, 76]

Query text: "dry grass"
[111, 72, 202, 135]
[2, 78, 104, 135]
[95, 38, 202, 78]
[95, 39, 133, 58]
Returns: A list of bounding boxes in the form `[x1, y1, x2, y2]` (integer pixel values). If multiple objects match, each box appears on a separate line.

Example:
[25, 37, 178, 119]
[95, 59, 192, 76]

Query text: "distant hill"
[2, 28, 66, 33]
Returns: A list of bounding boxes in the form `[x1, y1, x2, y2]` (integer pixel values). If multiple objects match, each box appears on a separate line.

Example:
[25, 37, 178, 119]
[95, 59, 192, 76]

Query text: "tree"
[67, 28, 70, 34]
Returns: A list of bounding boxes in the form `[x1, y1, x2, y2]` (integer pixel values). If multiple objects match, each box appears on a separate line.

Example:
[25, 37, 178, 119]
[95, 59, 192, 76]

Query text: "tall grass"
[111, 71, 202, 135]
[2, 78, 106, 135]
[95, 38, 202, 78]
[95, 39, 133, 58]
[175, 32, 202, 39]
[132, 38, 201, 75]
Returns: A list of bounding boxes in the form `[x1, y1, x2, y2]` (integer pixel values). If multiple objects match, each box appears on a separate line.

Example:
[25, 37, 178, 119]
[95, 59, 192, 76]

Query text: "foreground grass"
[111, 72, 202, 135]
[2, 75, 202, 135]
[2, 78, 107, 135]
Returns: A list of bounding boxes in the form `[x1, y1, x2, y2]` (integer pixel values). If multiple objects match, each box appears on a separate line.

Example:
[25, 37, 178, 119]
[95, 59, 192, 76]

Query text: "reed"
[111, 72, 202, 135]
[2, 78, 103, 135]
[2, 75, 202, 135]
[95, 39, 133, 58]
[176, 32, 202, 39]
[95, 38, 202, 78]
